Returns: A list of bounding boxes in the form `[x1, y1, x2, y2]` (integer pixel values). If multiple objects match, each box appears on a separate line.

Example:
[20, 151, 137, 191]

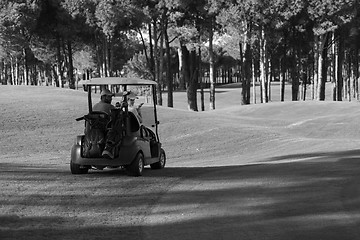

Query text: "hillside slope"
[1, 85, 360, 240]
[1, 85, 359, 166]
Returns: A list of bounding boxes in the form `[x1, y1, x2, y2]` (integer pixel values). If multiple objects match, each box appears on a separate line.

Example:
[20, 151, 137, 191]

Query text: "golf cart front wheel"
[151, 148, 166, 170]
[128, 152, 144, 176]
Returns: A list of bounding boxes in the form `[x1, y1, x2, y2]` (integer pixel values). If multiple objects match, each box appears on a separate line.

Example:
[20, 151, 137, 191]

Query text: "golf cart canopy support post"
[87, 85, 92, 113]
[152, 86, 160, 141]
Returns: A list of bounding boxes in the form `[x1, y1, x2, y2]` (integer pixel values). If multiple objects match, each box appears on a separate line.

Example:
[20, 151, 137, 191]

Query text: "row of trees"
[1, 0, 360, 110]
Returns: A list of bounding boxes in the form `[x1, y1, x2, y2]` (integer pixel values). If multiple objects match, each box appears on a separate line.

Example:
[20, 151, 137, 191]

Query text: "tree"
[1, 0, 360, 108]
[308, 0, 357, 100]
[93, 0, 144, 77]
[162, 0, 203, 111]
[0, 0, 40, 85]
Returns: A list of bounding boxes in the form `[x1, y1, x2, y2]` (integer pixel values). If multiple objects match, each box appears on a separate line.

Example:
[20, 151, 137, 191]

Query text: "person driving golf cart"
[93, 89, 115, 115]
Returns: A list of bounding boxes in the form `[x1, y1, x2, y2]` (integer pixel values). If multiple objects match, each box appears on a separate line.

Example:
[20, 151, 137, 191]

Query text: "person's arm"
[136, 104, 143, 117]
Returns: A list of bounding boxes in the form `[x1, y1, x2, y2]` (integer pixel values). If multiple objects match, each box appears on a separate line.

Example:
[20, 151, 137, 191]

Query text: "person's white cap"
[127, 92, 138, 100]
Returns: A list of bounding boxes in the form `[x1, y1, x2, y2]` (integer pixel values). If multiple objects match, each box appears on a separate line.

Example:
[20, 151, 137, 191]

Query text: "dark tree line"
[1, 0, 360, 110]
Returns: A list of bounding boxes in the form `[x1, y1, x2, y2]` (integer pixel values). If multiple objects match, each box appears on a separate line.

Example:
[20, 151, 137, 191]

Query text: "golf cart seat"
[126, 111, 141, 136]
[74, 111, 110, 133]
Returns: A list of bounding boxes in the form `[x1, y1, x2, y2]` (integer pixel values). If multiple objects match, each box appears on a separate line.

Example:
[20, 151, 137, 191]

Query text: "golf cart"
[70, 77, 166, 176]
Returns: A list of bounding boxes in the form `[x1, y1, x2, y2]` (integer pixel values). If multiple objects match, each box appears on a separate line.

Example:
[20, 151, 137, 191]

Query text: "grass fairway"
[1, 84, 360, 240]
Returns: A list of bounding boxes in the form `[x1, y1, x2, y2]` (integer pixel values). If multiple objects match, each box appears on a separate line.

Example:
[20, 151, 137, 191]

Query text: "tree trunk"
[109, 38, 114, 77]
[56, 65, 61, 87]
[153, 21, 158, 79]
[15, 57, 20, 85]
[245, 48, 252, 104]
[199, 47, 205, 111]
[280, 56, 285, 102]
[148, 23, 155, 81]
[180, 43, 190, 95]
[56, 35, 63, 87]
[312, 39, 317, 100]
[180, 44, 198, 111]
[67, 40, 75, 89]
[151, 18, 162, 106]
[177, 47, 185, 90]
[347, 53, 352, 101]
[187, 49, 198, 111]
[137, 28, 151, 73]
[10, 56, 15, 85]
[302, 71, 307, 101]
[209, 17, 216, 110]
[260, 27, 267, 103]
[159, 12, 166, 106]
[164, 18, 173, 108]
[267, 58, 272, 101]
[332, 31, 337, 101]
[252, 60, 256, 104]
[280, 32, 287, 102]
[95, 39, 102, 77]
[291, 45, 299, 101]
[51, 65, 56, 86]
[240, 40, 245, 104]
[4, 61, 10, 85]
[318, 33, 329, 100]
[23, 48, 29, 85]
[241, 24, 252, 105]
[103, 37, 108, 77]
[0, 59, 3, 85]
[354, 48, 359, 100]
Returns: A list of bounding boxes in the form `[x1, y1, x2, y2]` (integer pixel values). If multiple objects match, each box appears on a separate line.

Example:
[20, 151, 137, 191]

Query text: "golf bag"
[82, 113, 108, 158]
[102, 108, 126, 159]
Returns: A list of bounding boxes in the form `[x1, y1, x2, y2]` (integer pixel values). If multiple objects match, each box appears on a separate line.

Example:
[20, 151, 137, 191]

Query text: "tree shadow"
[1, 149, 360, 240]
[141, 148, 360, 239]
[0, 215, 142, 240]
[264, 149, 360, 163]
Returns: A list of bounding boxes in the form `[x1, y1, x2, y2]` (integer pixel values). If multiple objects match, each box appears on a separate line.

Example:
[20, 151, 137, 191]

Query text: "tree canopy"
[1, 0, 360, 108]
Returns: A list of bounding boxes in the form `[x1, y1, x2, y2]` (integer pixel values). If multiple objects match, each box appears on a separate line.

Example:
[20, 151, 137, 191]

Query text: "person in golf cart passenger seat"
[127, 92, 143, 124]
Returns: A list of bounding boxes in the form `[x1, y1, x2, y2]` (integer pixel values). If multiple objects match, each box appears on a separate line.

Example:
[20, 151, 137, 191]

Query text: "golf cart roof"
[86, 77, 157, 86]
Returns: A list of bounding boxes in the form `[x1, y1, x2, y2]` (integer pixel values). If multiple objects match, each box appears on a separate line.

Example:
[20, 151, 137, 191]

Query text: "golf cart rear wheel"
[70, 161, 89, 174]
[128, 152, 144, 176]
[151, 148, 166, 170]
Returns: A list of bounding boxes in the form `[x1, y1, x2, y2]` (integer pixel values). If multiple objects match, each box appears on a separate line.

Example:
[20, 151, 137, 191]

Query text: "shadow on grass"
[0, 216, 142, 240]
[265, 149, 360, 163]
[1, 149, 360, 240]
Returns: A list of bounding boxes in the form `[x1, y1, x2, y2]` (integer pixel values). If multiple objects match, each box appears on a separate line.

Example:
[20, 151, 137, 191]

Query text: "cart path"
[1, 151, 360, 240]
[142, 153, 360, 240]
[0, 153, 184, 240]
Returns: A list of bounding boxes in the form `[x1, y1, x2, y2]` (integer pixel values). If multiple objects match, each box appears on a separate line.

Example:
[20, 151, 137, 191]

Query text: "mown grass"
[1, 84, 360, 240]
[0, 83, 359, 166]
